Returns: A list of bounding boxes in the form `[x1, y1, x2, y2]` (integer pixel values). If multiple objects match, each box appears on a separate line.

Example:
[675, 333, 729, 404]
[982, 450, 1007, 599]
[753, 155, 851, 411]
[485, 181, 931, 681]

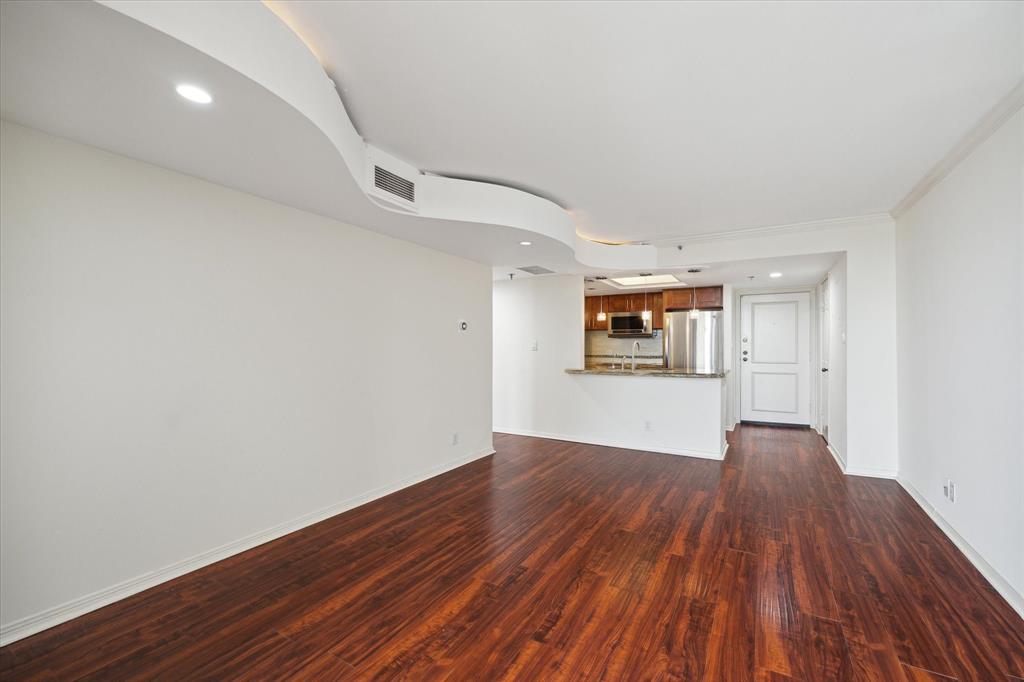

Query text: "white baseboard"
[844, 466, 897, 479]
[0, 446, 495, 647]
[826, 443, 846, 473]
[494, 428, 726, 461]
[897, 477, 1024, 619]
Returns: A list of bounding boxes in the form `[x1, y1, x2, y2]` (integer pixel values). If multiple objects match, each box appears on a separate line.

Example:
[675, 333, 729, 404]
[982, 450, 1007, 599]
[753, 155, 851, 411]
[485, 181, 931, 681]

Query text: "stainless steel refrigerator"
[663, 310, 724, 373]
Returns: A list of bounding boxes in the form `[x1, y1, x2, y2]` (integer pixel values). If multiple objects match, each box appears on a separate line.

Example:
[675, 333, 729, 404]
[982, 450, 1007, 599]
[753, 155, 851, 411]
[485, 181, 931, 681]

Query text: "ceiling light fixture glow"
[175, 83, 213, 104]
[769, 272, 783, 278]
[610, 274, 679, 286]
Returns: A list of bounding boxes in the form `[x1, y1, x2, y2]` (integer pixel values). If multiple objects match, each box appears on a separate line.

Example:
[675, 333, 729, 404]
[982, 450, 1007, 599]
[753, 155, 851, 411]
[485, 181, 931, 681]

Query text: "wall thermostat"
[458, 319, 469, 332]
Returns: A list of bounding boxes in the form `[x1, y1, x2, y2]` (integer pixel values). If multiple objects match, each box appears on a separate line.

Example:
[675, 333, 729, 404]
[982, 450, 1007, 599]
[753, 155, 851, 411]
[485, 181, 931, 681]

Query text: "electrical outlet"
[949, 480, 956, 503]
[943, 480, 949, 499]
[531, 341, 538, 351]
[452, 432, 459, 446]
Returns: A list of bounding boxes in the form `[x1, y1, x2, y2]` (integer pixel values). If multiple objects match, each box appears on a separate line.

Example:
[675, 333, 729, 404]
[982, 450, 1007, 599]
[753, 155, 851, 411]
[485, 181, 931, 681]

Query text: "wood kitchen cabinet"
[694, 286, 723, 309]
[583, 292, 665, 330]
[663, 286, 724, 311]
[605, 294, 629, 313]
[663, 288, 694, 310]
[650, 292, 663, 329]
[584, 295, 612, 331]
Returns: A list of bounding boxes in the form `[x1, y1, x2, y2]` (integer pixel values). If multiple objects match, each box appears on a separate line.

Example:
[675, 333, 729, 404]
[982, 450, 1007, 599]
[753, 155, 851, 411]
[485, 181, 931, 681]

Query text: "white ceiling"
[572, 252, 842, 295]
[269, 0, 1022, 243]
[1, 1, 1020, 279]
[0, 1, 600, 273]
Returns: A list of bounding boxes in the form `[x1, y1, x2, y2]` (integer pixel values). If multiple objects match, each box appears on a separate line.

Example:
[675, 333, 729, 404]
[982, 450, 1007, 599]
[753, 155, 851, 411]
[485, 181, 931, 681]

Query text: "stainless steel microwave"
[607, 311, 653, 337]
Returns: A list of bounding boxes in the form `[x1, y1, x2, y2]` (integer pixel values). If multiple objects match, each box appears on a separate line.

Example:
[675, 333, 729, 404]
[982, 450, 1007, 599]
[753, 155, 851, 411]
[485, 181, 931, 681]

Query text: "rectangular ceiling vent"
[518, 265, 555, 276]
[365, 145, 419, 213]
[374, 165, 415, 203]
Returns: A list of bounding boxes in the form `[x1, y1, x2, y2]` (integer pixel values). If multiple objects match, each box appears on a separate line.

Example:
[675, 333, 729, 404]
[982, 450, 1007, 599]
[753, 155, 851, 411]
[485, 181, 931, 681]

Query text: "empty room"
[1, 1, 1022, 679]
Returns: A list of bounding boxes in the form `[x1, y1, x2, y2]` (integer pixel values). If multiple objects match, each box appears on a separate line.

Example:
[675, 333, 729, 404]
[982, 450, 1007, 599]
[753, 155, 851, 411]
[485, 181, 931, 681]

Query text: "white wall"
[658, 217, 897, 476]
[0, 122, 494, 639]
[827, 254, 848, 465]
[895, 109, 1023, 611]
[493, 275, 725, 458]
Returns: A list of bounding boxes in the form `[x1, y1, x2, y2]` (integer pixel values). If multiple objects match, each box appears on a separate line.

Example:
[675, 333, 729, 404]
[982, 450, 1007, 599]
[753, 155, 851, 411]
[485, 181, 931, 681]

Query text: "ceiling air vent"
[374, 166, 415, 203]
[365, 145, 419, 213]
[518, 265, 555, 276]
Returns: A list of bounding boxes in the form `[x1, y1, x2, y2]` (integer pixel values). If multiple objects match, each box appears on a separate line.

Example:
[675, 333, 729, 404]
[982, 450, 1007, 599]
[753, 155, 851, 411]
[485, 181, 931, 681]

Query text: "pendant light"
[641, 287, 651, 321]
[596, 294, 606, 322]
[689, 286, 699, 319]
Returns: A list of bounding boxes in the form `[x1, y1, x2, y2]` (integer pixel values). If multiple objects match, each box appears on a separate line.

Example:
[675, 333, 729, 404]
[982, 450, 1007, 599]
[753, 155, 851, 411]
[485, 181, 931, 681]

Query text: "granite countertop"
[566, 367, 727, 378]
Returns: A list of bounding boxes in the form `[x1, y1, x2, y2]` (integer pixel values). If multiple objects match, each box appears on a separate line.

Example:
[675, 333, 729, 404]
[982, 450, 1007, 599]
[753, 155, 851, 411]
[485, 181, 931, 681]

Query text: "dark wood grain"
[2, 425, 1022, 680]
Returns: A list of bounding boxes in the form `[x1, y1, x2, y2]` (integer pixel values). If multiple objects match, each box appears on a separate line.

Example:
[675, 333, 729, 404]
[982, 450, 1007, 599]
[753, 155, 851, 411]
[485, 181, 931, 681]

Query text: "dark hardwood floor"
[2, 425, 1022, 680]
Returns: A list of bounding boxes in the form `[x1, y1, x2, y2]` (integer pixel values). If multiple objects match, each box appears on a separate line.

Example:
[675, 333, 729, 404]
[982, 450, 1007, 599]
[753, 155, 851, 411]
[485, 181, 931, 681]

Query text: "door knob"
[742, 357, 748, 362]
[821, 368, 829, 372]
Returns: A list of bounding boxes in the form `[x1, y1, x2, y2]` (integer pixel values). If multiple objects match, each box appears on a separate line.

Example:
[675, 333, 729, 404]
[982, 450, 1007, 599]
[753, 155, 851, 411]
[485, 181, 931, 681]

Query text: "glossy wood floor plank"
[2, 425, 1022, 680]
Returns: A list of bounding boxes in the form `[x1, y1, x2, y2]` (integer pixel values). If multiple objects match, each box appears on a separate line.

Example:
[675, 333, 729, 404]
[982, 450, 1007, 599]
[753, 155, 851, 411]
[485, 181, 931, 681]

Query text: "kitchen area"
[556, 281, 730, 459]
[571, 284, 726, 375]
[494, 255, 844, 464]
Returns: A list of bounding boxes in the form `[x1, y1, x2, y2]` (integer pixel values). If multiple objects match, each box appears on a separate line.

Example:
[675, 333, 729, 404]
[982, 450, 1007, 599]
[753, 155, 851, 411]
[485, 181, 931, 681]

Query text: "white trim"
[827, 443, 846, 473]
[844, 466, 897, 479]
[0, 446, 495, 647]
[494, 428, 727, 461]
[897, 477, 1024, 619]
[892, 79, 1024, 217]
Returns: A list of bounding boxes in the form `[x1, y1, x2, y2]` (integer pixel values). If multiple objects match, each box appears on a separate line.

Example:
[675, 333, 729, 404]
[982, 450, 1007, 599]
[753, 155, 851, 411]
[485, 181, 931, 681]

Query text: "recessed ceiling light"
[175, 84, 212, 104]
[519, 241, 532, 246]
[611, 274, 679, 286]
[769, 272, 783, 278]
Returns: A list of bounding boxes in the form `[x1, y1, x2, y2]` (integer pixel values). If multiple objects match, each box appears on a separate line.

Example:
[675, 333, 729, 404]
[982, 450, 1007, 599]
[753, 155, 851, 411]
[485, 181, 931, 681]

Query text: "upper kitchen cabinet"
[584, 292, 664, 330]
[605, 294, 630, 313]
[663, 288, 694, 310]
[694, 286, 724, 309]
[583, 296, 596, 330]
[584, 295, 611, 331]
[663, 286, 724, 311]
[651, 292, 663, 329]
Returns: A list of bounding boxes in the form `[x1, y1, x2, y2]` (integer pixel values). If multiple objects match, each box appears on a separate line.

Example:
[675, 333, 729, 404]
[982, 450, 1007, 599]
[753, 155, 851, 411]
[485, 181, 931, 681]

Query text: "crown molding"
[644, 213, 893, 247]
[892, 79, 1024, 218]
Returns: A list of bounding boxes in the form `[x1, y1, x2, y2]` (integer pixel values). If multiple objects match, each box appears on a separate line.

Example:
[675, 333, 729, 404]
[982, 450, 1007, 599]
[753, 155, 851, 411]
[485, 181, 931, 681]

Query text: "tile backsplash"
[585, 330, 664, 364]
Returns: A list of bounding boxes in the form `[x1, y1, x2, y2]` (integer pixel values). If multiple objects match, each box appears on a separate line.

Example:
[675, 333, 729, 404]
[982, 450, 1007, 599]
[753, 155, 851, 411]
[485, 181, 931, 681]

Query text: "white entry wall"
[660, 218, 892, 477]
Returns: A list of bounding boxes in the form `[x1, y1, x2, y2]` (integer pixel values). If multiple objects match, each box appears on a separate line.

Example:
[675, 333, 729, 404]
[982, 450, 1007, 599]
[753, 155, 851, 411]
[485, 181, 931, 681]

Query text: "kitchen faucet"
[631, 340, 641, 371]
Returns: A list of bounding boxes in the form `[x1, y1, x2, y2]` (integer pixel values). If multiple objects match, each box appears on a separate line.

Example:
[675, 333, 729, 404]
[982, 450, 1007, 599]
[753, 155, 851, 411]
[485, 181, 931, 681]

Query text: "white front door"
[740, 292, 811, 425]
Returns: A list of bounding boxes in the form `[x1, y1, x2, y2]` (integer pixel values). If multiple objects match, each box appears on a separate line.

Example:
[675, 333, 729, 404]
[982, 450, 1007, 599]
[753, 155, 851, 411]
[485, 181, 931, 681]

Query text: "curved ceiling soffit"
[98, 0, 657, 272]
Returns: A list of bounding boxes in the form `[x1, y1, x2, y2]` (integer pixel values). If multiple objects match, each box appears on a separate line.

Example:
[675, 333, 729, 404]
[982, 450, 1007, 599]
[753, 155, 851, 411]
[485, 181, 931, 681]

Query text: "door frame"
[730, 285, 820, 430]
[816, 274, 830, 442]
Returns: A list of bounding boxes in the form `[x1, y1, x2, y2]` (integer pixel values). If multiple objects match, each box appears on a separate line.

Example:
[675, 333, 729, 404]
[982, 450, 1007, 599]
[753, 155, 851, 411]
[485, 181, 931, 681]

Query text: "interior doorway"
[739, 291, 812, 425]
[817, 276, 830, 441]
